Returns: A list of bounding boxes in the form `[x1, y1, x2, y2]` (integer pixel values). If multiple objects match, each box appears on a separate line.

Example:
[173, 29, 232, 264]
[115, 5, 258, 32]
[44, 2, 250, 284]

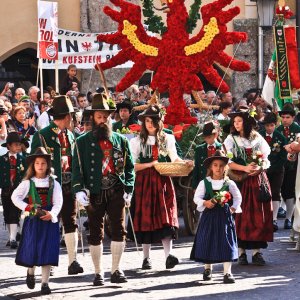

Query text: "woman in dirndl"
[191, 150, 242, 283]
[130, 105, 188, 270]
[223, 106, 273, 266]
[11, 147, 63, 295]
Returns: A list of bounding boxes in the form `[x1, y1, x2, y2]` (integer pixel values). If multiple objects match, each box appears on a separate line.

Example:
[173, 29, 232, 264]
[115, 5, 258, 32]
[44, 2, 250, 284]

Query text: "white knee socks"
[286, 198, 295, 221]
[90, 244, 103, 274]
[41, 265, 51, 284]
[111, 241, 125, 274]
[64, 231, 78, 266]
[161, 238, 172, 259]
[9, 224, 18, 241]
[272, 201, 280, 221]
[142, 244, 151, 259]
[223, 262, 232, 275]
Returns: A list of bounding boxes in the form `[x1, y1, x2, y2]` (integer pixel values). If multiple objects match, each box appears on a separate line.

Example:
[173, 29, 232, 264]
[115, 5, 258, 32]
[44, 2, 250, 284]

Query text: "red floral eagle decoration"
[97, 0, 250, 125]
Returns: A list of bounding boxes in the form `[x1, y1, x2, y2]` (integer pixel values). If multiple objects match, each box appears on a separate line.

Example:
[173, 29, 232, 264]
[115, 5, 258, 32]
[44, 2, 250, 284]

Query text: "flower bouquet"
[212, 190, 231, 207]
[21, 204, 46, 219]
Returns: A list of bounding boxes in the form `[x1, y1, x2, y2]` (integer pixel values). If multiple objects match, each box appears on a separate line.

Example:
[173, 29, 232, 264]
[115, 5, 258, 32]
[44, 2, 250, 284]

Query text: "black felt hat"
[48, 95, 74, 116]
[203, 150, 229, 168]
[138, 105, 162, 122]
[202, 122, 217, 137]
[88, 93, 116, 112]
[279, 102, 295, 117]
[1, 131, 29, 148]
[116, 100, 133, 113]
[228, 105, 256, 126]
[26, 147, 51, 166]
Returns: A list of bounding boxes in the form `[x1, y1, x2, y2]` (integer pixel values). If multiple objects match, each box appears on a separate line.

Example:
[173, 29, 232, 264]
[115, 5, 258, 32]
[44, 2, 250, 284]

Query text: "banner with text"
[42, 29, 134, 69]
[38, 1, 58, 60]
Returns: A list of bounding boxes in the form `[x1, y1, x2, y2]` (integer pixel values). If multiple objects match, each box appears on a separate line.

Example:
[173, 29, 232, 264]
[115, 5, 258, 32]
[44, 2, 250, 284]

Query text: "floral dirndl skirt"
[190, 204, 238, 263]
[16, 206, 60, 267]
[131, 167, 178, 244]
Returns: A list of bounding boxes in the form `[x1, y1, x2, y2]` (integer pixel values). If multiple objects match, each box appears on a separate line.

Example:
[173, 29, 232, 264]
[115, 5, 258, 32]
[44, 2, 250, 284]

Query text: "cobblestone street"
[0, 207, 300, 300]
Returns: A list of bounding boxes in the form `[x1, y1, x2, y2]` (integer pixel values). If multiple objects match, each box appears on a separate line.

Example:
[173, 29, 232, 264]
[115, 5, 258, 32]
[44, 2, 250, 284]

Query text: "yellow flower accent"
[122, 20, 158, 56]
[185, 17, 220, 56]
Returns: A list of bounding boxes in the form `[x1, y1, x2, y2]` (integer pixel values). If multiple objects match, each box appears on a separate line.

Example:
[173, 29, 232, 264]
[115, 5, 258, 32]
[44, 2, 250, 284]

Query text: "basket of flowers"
[154, 162, 194, 177]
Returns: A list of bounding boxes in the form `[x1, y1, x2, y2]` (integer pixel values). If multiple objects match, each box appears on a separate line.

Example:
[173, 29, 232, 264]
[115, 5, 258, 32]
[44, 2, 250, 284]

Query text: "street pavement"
[0, 206, 300, 300]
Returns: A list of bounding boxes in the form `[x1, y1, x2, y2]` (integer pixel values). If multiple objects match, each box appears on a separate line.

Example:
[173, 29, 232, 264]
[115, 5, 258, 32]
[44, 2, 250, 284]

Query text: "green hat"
[88, 93, 116, 112]
[48, 95, 74, 117]
[279, 102, 295, 117]
[19, 95, 30, 103]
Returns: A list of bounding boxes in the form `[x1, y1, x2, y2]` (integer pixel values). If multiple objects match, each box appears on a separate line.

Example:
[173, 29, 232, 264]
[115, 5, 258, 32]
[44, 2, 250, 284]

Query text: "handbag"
[226, 136, 248, 183]
[258, 174, 271, 203]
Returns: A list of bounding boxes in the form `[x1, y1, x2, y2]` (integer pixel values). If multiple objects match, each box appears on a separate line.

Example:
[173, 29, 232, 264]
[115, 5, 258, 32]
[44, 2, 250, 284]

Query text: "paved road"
[0, 206, 300, 300]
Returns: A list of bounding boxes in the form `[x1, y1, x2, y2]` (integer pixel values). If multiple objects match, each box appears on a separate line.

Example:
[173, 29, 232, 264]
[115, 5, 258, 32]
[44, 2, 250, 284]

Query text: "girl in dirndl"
[11, 147, 63, 295]
[191, 150, 242, 284]
[223, 107, 273, 266]
[130, 105, 192, 270]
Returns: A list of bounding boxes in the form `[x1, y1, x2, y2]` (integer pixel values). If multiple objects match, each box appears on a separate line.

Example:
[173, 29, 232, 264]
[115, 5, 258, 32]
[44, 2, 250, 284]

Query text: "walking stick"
[126, 206, 140, 255]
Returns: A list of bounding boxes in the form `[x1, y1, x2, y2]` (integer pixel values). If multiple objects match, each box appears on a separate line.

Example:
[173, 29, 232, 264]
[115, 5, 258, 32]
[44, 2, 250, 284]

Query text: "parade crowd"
[1, 64, 300, 295]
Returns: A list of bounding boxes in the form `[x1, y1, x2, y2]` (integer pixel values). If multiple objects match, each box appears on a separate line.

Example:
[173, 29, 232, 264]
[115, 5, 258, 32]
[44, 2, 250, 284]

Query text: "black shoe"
[238, 253, 248, 265]
[41, 283, 51, 295]
[277, 207, 286, 219]
[68, 261, 84, 275]
[16, 232, 21, 242]
[60, 238, 66, 247]
[273, 220, 278, 232]
[224, 273, 235, 284]
[5, 240, 10, 247]
[142, 258, 152, 270]
[252, 252, 266, 266]
[93, 273, 105, 286]
[26, 272, 35, 289]
[203, 269, 212, 281]
[166, 254, 179, 269]
[284, 219, 292, 230]
[10, 240, 18, 249]
[110, 270, 128, 283]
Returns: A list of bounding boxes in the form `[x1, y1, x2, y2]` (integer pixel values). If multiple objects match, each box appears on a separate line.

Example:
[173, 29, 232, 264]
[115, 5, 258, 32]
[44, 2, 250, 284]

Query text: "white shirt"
[11, 176, 63, 223]
[130, 133, 179, 163]
[37, 109, 53, 130]
[223, 133, 271, 169]
[217, 113, 230, 120]
[194, 176, 242, 213]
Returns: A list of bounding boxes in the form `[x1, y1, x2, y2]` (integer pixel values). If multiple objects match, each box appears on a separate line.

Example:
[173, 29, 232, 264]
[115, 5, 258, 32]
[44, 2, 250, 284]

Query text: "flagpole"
[55, 59, 59, 93]
[39, 58, 44, 96]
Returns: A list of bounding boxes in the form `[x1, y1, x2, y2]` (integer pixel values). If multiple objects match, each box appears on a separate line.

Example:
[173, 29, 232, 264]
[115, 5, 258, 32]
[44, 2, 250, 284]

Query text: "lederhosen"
[87, 139, 126, 245]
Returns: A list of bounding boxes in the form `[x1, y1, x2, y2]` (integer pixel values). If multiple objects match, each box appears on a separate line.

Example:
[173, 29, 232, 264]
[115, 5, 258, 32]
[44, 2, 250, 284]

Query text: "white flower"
[256, 150, 262, 156]
[220, 191, 227, 196]
[252, 155, 257, 160]
[21, 211, 30, 219]
[221, 197, 226, 202]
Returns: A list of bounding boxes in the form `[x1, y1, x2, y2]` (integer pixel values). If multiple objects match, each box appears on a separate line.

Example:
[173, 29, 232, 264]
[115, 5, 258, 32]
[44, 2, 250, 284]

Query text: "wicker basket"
[154, 162, 194, 177]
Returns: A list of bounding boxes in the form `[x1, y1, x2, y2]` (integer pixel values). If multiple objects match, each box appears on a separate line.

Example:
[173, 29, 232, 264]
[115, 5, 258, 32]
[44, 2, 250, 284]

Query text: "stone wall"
[232, 19, 274, 98]
[80, 0, 139, 93]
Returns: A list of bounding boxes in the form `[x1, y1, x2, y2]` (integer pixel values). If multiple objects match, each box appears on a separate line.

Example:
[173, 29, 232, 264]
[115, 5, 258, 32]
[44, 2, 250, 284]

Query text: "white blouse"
[130, 133, 179, 163]
[11, 176, 63, 223]
[223, 133, 271, 169]
[194, 176, 242, 213]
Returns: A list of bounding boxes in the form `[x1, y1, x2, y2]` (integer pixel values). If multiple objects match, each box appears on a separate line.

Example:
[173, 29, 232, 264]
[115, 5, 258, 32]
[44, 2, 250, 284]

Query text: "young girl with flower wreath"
[223, 107, 273, 266]
[11, 147, 63, 295]
[190, 150, 242, 284]
[129, 105, 192, 270]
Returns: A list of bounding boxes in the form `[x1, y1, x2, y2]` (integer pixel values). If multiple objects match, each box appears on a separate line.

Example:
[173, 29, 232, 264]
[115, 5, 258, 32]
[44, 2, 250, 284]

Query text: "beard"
[92, 122, 112, 140]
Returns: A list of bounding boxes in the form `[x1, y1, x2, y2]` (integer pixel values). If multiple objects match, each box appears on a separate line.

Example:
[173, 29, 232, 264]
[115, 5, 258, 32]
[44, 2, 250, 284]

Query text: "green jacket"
[30, 122, 75, 184]
[277, 122, 300, 170]
[112, 118, 137, 132]
[192, 141, 222, 189]
[72, 131, 135, 194]
[259, 129, 287, 173]
[0, 152, 27, 189]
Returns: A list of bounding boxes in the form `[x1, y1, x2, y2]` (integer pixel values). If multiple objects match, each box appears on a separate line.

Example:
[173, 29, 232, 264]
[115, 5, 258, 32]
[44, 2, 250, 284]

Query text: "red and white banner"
[42, 29, 134, 69]
[37, 1, 58, 60]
